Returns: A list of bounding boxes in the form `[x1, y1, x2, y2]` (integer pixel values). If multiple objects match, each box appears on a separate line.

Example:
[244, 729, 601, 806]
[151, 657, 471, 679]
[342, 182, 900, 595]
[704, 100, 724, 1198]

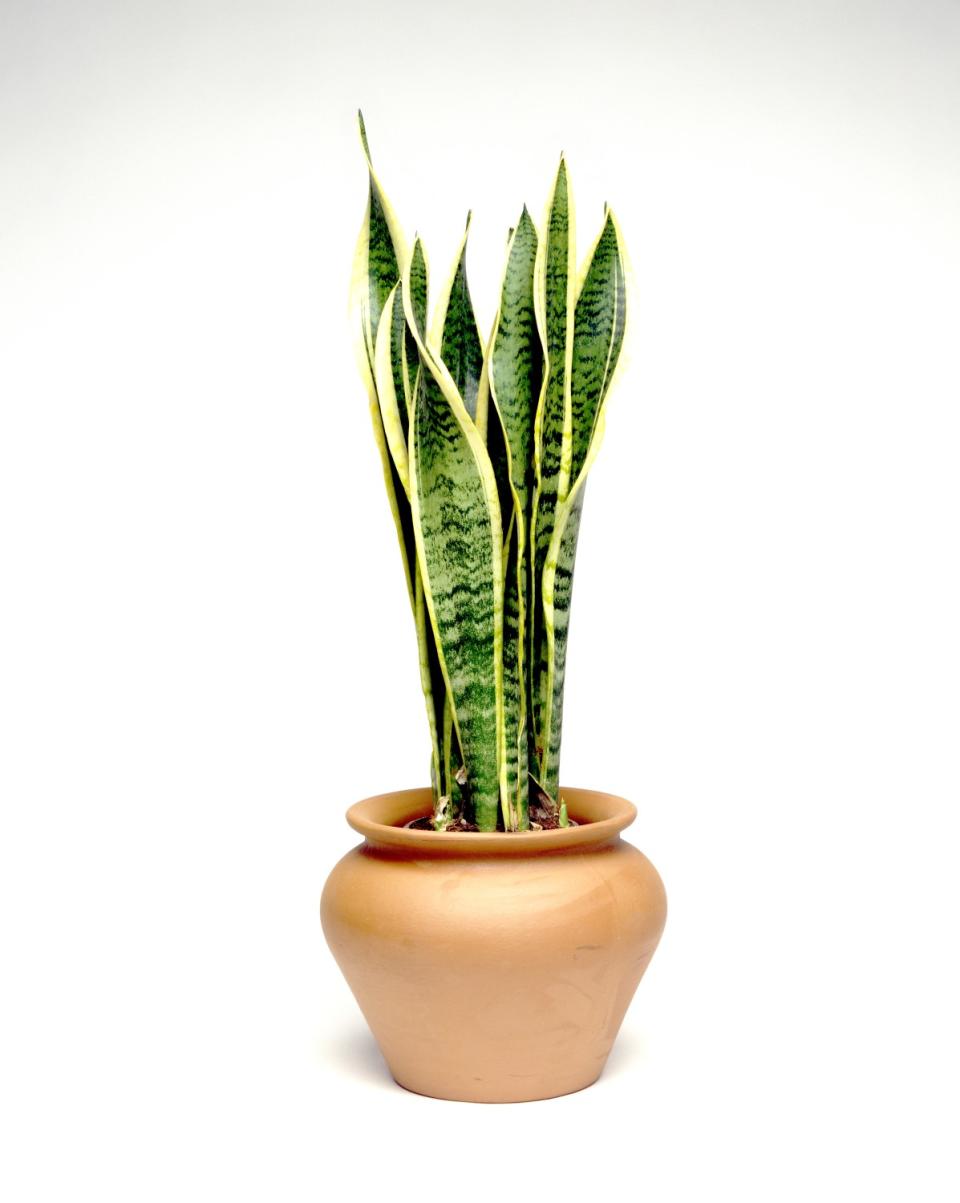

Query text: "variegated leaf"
[570, 209, 626, 482]
[537, 211, 627, 799]
[405, 244, 506, 830]
[355, 111, 407, 356]
[350, 116, 448, 807]
[433, 214, 484, 422]
[529, 158, 576, 779]
[484, 209, 543, 827]
[404, 238, 428, 401]
[374, 284, 411, 496]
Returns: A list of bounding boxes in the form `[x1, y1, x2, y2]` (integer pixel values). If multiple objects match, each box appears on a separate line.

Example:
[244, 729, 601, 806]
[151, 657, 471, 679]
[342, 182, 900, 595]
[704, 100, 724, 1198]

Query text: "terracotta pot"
[321, 786, 667, 1103]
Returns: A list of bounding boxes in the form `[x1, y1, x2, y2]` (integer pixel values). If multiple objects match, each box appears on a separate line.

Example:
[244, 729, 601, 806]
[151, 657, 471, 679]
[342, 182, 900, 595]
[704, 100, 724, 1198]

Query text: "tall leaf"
[350, 115, 447, 804]
[354, 111, 407, 358]
[374, 284, 411, 496]
[405, 241, 506, 830]
[529, 159, 576, 777]
[485, 209, 542, 827]
[569, 210, 626, 482]
[432, 223, 490, 803]
[403, 238, 428, 400]
[538, 210, 627, 800]
[348, 114, 415, 607]
[432, 214, 484, 421]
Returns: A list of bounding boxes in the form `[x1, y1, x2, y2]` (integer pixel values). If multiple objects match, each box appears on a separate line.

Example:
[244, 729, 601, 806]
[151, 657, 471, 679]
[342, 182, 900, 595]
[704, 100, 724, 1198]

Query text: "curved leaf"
[374, 284, 411, 496]
[405, 243, 507, 830]
[529, 158, 576, 776]
[538, 211, 627, 799]
[350, 118, 448, 807]
[485, 208, 542, 827]
[432, 214, 484, 421]
[570, 210, 626, 482]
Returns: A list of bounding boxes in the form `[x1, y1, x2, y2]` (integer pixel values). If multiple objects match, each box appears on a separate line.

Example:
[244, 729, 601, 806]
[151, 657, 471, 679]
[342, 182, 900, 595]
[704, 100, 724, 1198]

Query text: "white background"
[2, 0, 959, 1198]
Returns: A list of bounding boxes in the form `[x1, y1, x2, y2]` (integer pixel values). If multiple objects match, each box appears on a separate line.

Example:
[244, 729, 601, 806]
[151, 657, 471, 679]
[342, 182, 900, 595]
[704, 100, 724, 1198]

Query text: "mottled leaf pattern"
[406, 251, 506, 831]
[490, 210, 541, 524]
[352, 123, 628, 829]
[374, 285, 410, 496]
[356, 111, 405, 354]
[540, 485, 585, 799]
[486, 210, 542, 828]
[415, 572, 445, 793]
[435, 216, 484, 421]
[529, 161, 576, 778]
[404, 238, 429, 401]
[351, 114, 445, 810]
[570, 211, 626, 481]
[537, 213, 626, 800]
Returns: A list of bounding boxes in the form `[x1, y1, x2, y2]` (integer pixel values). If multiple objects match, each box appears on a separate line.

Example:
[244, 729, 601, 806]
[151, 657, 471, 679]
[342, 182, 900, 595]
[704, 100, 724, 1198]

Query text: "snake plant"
[351, 114, 626, 833]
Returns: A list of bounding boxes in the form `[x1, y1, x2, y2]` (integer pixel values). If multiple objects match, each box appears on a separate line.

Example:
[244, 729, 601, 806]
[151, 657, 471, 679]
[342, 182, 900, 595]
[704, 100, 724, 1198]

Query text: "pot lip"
[345, 786, 637, 856]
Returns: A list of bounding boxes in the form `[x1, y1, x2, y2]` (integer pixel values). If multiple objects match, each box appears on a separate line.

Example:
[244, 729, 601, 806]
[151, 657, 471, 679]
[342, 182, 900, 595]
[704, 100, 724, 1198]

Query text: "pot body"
[321, 787, 666, 1103]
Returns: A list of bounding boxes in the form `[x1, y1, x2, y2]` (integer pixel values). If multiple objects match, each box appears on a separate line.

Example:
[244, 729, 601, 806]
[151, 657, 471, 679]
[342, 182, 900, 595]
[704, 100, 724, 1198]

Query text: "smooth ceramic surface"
[321, 787, 667, 1103]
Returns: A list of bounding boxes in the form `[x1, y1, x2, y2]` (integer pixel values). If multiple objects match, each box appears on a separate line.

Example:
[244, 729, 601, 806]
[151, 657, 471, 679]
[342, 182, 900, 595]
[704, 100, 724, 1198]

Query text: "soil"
[405, 815, 480, 833]
[529, 798, 562, 830]
[403, 792, 579, 833]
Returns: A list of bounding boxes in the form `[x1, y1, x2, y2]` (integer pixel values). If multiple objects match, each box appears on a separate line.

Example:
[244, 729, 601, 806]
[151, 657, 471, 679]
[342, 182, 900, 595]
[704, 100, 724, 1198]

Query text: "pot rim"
[345, 786, 637, 856]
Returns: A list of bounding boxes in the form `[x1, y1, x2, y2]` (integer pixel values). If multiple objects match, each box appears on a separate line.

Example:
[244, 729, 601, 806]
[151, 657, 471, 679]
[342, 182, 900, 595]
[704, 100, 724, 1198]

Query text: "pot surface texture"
[321, 787, 667, 1103]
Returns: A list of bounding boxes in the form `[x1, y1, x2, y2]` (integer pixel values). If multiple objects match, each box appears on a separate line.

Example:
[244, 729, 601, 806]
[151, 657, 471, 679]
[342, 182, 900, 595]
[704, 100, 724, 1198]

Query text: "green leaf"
[489, 207, 541, 521]
[349, 118, 413, 606]
[415, 572, 446, 797]
[529, 158, 576, 778]
[405, 243, 507, 831]
[484, 208, 543, 828]
[570, 210, 626, 482]
[404, 238, 429, 401]
[433, 214, 484, 421]
[499, 497, 527, 828]
[350, 118, 449, 810]
[537, 211, 627, 800]
[538, 485, 584, 800]
[354, 111, 407, 358]
[374, 284, 411, 496]
[441, 695, 464, 803]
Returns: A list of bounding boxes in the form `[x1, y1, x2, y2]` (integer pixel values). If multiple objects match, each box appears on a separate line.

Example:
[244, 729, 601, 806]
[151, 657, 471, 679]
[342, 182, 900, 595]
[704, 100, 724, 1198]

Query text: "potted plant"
[321, 114, 667, 1103]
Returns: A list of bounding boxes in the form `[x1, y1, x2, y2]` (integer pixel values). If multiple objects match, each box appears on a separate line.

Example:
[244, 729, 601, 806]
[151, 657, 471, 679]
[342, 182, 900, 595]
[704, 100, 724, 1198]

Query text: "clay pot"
[321, 786, 667, 1103]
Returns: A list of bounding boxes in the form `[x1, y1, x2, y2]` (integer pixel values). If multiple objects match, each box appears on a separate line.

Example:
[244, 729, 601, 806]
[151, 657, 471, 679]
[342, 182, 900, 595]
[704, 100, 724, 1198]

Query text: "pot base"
[391, 1067, 604, 1105]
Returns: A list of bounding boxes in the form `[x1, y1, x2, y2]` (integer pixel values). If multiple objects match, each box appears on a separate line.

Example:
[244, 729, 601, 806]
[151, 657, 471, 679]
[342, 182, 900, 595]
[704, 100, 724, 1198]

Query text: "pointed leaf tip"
[357, 110, 372, 161]
[464, 210, 473, 232]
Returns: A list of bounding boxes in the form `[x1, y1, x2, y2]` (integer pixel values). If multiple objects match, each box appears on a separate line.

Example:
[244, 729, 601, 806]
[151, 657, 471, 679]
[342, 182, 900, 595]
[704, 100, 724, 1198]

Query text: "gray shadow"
[601, 1028, 648, 1080]
[323, 1023, 396, 1091]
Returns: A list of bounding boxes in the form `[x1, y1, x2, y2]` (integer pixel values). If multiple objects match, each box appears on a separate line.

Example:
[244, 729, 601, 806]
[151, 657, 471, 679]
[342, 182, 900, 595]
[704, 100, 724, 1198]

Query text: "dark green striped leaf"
[539, 486, 584, 800]
[570, 211, 626, 482]
[490, 207, 542, 523]
[415, 573, 446, 799]
[356, 111, 406, 356]
[435, 215, 484, 421]
[405, 236, 428, 381]
[406, 253, 506, 831]
[374, 284, 411, 496]
[350, 121, 451, 813]
[485, 209, 543, 827]
[529, 159, 575, 780]
[537, 210, 627, 800]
